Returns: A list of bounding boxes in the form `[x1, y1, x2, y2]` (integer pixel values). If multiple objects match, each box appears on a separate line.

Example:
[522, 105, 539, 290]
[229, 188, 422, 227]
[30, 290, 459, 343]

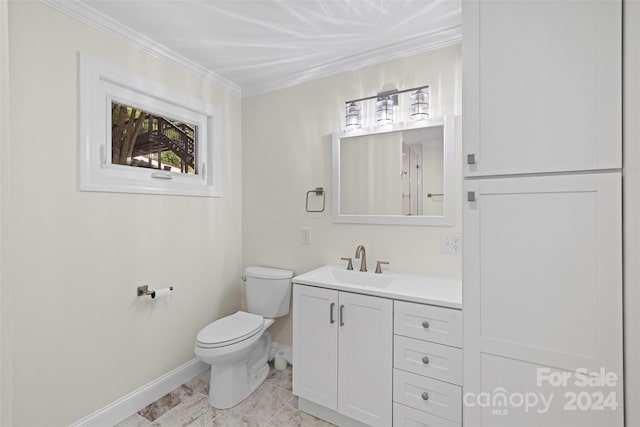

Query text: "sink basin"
[329, 268, 396, 287]
[296, 266, 397, 288]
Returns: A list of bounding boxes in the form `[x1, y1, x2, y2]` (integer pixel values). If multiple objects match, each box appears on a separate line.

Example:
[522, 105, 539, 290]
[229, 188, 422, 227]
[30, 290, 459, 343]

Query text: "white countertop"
[292, 265, 462, 309]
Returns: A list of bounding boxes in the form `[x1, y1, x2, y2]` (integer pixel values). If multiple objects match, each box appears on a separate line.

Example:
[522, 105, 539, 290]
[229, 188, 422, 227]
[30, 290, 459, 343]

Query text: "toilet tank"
[245, 266, 294, 319]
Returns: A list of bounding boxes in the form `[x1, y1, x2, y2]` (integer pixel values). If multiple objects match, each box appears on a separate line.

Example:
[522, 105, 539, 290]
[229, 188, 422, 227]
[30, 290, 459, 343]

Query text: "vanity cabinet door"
[463, 0, 621, 177]
[463, 173, 623, 426]
[292, 285, 338, 411]
[338, 292, 393, 427]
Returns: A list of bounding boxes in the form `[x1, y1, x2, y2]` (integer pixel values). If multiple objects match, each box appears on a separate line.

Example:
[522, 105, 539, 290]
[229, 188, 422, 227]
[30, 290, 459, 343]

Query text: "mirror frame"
[332, 115, 455, 225]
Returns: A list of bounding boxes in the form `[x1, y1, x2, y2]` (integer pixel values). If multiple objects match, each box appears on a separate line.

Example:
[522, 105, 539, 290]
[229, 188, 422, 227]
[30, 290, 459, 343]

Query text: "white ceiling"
[62, 0, 462, 97]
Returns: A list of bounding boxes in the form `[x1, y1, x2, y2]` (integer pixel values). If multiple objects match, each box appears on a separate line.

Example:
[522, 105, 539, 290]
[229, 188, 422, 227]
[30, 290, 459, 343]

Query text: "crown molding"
[241, 26, 462, 98]
[40, 0, 242, 98]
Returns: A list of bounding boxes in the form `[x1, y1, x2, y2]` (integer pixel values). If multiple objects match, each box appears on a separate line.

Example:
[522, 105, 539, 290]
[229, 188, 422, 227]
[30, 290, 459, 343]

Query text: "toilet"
[194, 266, 293, 409]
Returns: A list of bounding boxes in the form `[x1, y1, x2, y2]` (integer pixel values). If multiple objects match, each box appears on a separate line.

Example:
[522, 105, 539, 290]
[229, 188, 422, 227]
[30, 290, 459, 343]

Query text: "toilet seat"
[196, 311, 264, 349]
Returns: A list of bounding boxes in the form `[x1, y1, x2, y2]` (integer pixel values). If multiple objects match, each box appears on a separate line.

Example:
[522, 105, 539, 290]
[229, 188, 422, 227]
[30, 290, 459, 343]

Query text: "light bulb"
[410, 89, 429, 121]
[345, 102, 361, 129]
[376, 97, 394, 125]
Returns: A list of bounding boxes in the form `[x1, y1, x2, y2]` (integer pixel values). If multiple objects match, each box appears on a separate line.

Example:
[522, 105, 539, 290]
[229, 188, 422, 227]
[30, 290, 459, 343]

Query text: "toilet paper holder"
[137, 285, 174, 298]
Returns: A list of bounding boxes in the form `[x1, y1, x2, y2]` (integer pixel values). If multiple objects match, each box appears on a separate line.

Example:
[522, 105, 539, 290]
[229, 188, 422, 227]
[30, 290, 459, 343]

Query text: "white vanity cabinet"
[463, 0, 621, 177]
[292, 273, 463, 427]
[292, 284, 393, 427]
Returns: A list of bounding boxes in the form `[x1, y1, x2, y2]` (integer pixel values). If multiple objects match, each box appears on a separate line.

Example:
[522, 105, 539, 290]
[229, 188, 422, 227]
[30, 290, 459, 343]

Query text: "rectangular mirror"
[332, 116, 454, 225]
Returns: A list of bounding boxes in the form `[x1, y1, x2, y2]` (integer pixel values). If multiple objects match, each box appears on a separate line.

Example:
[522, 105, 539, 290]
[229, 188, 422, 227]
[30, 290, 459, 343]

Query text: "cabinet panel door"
[394, 301, 463, 348]
[393, 369, 462, 423]
[338, 292, 393, 427]
[463, 173, 623, 426]
[393, 403, 461, 427]
[463, 0, 621, 176]
[292, 285, 338, 410]
[394, 335, 463, 385]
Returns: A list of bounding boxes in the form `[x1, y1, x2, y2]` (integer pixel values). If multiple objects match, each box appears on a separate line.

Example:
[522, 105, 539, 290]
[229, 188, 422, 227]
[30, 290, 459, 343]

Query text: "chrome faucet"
[355, 245, 367, 272]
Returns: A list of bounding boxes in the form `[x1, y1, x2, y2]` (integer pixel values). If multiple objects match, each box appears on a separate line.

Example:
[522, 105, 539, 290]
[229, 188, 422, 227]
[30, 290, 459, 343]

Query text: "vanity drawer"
[393, 403, 461, 427]
[394, 301, 462, 348]
[393, 369, 462, 423]
[394, 336, 463, 385]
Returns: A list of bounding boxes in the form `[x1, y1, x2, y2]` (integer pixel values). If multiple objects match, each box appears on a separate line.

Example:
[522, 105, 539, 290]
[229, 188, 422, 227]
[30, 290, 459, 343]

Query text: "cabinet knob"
[422, 320, 430, 329]
[422, 356, 430, 365]
[467, 153, 476, 165]
[421, 392, 429, 401]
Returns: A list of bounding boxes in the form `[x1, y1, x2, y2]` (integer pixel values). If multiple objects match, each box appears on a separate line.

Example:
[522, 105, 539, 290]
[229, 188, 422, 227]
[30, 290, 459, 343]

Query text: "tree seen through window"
[111, 101, 197, 174]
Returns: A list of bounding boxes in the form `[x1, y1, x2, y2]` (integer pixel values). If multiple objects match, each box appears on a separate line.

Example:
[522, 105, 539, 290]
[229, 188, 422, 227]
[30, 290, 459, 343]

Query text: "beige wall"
[6, 2, 242, 426]
[242, 45, 462, 347]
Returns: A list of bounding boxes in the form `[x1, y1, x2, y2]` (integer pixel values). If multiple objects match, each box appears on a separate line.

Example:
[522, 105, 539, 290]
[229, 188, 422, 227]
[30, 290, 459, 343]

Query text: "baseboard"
[69, 358, 208, 427]
[71, 345, 291, 426]
[270, 342, 292, 364]
[298, 398, 369, 427]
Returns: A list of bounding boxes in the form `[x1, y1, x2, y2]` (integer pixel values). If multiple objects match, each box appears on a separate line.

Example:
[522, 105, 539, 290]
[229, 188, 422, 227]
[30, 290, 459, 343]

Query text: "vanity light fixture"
[344, 84, 429, 129]
[410, 89, 429, 121]
[345, 102, 362, 129]
[376, 96, 395, 125]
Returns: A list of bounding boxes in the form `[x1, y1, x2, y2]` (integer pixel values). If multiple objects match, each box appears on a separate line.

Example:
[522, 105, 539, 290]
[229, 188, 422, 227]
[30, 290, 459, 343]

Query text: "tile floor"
[115, 362, 334, 427]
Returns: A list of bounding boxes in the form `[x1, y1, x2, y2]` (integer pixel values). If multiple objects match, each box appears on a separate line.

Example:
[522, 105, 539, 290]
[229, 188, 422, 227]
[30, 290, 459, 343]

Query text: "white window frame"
[78, 53, 222, 197]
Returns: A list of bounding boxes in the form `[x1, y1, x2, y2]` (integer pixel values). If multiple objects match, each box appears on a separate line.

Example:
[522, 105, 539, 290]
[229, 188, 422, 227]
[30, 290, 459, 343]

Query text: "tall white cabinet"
[462, 1, 623, 426]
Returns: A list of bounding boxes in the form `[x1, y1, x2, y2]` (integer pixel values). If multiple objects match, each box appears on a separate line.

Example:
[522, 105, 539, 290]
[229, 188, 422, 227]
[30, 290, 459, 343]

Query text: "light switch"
[301, 228, 311, 245]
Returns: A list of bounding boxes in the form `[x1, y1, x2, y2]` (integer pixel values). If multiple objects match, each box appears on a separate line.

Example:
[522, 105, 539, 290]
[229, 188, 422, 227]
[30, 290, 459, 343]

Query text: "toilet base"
[207, 330, 272, 409]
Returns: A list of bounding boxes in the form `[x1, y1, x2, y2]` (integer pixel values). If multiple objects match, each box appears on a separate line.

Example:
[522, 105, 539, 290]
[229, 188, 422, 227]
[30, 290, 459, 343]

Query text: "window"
[79, 53, 222, 197]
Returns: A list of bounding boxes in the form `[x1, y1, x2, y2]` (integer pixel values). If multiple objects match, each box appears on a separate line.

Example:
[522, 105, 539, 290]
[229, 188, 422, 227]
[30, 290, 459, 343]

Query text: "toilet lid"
[196, 311, 264, 347]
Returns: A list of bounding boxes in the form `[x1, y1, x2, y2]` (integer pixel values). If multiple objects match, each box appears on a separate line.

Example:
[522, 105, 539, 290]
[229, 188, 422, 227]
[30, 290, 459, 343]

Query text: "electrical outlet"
[301, 228, 311, 245]
[441, 233, 462, 255]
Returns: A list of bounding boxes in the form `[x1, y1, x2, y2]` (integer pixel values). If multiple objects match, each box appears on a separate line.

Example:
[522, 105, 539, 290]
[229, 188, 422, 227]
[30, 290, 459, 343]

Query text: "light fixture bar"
[345, 85, 429, 105]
